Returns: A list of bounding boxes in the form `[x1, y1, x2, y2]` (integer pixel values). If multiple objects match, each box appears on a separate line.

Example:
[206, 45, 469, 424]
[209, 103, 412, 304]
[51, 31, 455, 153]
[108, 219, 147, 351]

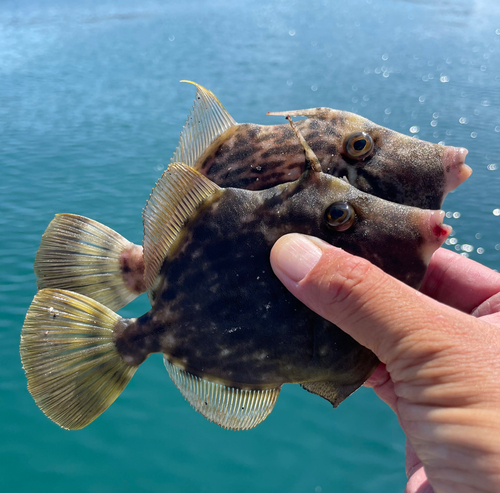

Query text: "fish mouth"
[421, 210, 452, 266]
[442, 146, 472, 195]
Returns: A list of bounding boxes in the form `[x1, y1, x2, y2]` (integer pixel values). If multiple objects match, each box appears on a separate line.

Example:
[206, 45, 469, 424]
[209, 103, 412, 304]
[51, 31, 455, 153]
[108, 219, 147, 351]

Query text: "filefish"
[33, 83, 471, 312]
[20, 125, 451, 430]
[173, 81, 471, 209]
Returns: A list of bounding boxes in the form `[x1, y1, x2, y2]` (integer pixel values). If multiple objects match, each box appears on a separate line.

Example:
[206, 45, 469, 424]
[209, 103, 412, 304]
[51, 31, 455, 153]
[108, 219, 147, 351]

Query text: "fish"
[20, 122, 452, 430]
[33, 83, 472, 312]
[173, 81, 471, 209]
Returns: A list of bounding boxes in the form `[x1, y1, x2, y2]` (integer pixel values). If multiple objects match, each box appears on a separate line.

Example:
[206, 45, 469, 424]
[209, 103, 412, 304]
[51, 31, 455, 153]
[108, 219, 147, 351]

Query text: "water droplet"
[495, 126, 500, 132]
[493, 209, 500, 216]
[487, 163, 498, 171]
[455, 244, 461, 251]
[453, 212, 461, 219]
[315, 487, 322, 493]
[419, 95, 426, 103]
[496, 29, 500, 35]
[409, 126, 420, 134]
[477, 247, 485, 254]
[445, 211, 452, 218]
[289, 29, 296, 36]
[495, 244, 500, 251]
[475, 233, 482, 239]
[481, 100, 491, 107]
[384, 108, 391, 115]
[430, 120, 438, 127]
[471, 132, 477, 138]
[459, 117, 468, 124]
[168, 34, 175, 41]
[311, 85, 318, 92]
[461, 244, 474, 253]
[461, 252, 469, 258]
[440, 75, 450, 83]
[363, 95, 370, 101]
[383, 71, 390, 78]
[433, 112, 439, 119]
[286, 79, 293, 86]
[382, 53, 388, 61]
[448, 237, 458, 245]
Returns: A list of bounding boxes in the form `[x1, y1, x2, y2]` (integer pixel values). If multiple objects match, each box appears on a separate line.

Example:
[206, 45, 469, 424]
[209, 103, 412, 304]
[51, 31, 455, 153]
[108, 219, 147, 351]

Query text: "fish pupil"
[353, 139, 367, 151]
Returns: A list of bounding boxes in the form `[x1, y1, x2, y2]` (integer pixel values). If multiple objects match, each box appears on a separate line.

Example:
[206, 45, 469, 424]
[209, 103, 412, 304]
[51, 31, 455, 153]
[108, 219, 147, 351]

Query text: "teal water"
[1, 0, 500, 492]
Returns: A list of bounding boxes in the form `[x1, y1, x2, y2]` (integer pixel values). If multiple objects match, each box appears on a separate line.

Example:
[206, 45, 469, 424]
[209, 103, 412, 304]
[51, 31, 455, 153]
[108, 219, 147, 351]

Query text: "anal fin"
[164, 357, 280, 430]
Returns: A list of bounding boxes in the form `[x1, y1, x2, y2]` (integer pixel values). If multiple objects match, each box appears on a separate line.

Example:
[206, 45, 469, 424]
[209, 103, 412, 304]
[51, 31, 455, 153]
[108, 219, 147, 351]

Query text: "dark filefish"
[21, 125, 451, 430]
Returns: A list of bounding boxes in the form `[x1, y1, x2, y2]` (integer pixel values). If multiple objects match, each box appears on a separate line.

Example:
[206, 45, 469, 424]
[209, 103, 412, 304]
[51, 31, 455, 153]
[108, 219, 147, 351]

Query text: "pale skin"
[270, 234, 500, 493]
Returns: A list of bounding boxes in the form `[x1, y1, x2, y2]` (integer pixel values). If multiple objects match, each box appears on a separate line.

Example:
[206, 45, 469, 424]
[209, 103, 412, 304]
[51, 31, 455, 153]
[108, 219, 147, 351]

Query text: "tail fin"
[20, 288, 138, 430]
[34, 214, 145, 311]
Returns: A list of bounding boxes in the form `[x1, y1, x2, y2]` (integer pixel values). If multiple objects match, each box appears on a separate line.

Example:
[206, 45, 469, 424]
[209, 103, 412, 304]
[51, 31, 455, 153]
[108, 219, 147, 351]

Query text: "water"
[1, 0, 499, 492]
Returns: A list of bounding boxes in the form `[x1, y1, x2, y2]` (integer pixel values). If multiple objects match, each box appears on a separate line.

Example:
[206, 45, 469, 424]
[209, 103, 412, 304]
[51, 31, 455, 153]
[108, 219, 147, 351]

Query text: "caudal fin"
[35, 214, 145, 311]
[20, 288, 138, 430]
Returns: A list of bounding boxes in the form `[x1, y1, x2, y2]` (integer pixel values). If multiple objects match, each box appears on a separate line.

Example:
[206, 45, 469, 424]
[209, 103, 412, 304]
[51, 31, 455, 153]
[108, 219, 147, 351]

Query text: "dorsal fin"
[171, 81, 237, 167]
[142, 162, 222, 291]
[267, 108, 334, 120]
[164, 357, 281, 430]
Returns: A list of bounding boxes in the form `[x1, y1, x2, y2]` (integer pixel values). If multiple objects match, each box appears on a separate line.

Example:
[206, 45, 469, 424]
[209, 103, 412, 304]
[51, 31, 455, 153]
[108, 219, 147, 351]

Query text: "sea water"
[1, 0, 499, 492]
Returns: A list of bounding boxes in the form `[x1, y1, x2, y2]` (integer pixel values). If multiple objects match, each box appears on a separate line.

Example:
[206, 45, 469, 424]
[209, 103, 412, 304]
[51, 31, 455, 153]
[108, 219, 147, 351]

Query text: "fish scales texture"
[116, 168, 435, 391]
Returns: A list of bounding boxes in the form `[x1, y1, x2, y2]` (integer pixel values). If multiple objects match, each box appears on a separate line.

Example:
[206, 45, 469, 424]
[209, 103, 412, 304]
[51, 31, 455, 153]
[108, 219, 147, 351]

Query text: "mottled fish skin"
[115, 169, 447, 394]
[195, 109, 461, 210]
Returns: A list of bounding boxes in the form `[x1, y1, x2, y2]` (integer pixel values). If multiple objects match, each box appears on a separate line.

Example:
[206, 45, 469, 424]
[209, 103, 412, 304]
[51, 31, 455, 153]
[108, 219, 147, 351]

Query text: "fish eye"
[344, 132, 374, 159]
[324, 202, 356, 231]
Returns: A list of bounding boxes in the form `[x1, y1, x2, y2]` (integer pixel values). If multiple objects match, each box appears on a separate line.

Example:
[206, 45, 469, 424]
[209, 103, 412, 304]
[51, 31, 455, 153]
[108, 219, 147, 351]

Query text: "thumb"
[270, 233, 457, 365]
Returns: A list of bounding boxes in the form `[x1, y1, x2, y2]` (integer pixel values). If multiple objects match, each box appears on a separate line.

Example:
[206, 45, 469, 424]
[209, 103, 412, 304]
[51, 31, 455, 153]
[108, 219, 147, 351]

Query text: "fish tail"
[35, 214, 145, 311]
[20, 288, 138, 430]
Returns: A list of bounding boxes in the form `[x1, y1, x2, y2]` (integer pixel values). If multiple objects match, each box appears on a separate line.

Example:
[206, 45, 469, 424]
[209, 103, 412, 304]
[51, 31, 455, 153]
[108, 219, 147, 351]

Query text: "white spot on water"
[487, 163, 498, 171]
[493, 209, 500, 216]
[461, 244, 474, 253]
[440, 75, 450, 83]
[289, 29, 296, 36]
[168, 35, 175, 41]
[477, 247, 485, 255]
[409, 126, 420, 134]
[471, 132, 477, 139]
[453, 212, 461, 219]
[459, 117, 468, 124]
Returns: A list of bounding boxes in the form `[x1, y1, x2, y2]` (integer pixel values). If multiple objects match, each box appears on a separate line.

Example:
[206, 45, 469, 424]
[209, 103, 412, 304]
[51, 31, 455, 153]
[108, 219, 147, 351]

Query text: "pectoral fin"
[164, 357, 281, 430]
[171, 81, 237, 167]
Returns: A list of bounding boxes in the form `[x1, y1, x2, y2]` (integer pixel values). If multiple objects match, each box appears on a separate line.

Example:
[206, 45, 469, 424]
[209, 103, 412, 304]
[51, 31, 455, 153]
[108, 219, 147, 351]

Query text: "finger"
[270, 233, 463, 364]
[421, 248, 500, 314]
[363, 364, 398, 413]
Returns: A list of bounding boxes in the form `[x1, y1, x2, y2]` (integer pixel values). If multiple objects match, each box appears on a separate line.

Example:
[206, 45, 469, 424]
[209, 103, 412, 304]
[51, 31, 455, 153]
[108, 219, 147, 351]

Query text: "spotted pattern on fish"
[195, 110, 447, 209]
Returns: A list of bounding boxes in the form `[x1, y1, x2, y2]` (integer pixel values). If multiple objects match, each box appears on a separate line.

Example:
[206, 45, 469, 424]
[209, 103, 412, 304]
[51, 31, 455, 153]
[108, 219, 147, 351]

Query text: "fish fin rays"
[20, 288, 137, 430]
[171, 81, 237, 167]
[34, 214, 144, 311]
[142, 163, 222, 291]
[301, 380, 364, 408]
[164, 357, 281, 430]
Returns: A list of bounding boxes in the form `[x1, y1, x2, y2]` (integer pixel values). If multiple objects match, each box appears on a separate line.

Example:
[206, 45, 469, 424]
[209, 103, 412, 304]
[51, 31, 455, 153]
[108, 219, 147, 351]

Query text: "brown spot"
[120, 245, 146, 294]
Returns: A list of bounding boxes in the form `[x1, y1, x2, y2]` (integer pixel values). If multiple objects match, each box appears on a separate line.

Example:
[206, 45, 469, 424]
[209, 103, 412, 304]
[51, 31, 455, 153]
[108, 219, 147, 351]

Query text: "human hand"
[270, 234, 500, 493]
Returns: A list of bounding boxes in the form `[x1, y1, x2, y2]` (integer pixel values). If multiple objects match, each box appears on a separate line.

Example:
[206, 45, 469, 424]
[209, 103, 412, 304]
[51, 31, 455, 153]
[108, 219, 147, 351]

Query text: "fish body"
[175, 82, 471, 209]
[21, 147, 451, 430]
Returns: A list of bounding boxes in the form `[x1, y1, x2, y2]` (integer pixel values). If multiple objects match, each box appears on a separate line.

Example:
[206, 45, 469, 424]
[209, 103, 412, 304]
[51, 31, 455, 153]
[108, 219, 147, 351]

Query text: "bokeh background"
[1, 0, 499, 492]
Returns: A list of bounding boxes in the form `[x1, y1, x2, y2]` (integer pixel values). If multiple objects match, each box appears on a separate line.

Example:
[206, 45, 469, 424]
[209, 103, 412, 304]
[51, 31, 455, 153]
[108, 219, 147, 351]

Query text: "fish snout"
[442, 146, 472, 195]
[419, 210, 452, 265]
